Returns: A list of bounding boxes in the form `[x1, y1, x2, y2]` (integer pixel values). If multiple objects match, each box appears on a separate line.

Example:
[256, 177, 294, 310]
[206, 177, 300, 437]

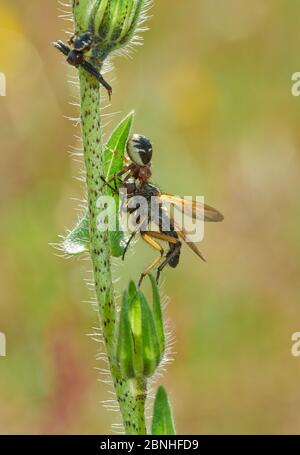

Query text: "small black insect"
[53, 32, 112, 99]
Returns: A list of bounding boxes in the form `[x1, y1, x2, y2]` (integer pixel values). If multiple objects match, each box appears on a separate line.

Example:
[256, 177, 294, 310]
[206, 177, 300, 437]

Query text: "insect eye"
[127, 134, 153, 166]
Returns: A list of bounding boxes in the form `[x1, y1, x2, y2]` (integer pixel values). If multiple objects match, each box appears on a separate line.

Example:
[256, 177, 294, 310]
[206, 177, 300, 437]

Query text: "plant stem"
[78, 67, 147, 435]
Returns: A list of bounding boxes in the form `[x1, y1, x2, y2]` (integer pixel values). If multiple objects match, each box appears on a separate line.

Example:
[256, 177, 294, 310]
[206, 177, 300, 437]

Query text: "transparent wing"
[177, 227, 206, 262]
[159, 194, 224, 222]
[167, 212, 207, 262]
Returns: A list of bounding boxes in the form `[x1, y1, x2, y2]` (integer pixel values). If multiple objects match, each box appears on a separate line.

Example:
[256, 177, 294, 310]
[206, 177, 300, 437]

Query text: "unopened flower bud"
[74, 0, 148, 61]
[116, 276, 165, 379]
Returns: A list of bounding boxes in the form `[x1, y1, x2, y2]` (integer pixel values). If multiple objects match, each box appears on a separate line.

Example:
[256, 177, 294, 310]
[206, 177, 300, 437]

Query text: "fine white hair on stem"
[54, 0, 175, 435]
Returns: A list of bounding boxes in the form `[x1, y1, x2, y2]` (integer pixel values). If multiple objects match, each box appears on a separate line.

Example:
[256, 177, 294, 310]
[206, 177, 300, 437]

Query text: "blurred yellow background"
[1, 0, 300, 435]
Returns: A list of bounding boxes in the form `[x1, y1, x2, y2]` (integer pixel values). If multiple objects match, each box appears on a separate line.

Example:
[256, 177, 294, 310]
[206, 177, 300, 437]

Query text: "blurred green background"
[1, 0, 300, 435]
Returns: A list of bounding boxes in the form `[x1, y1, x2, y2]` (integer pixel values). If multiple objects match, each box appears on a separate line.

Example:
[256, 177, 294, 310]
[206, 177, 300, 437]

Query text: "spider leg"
[100, 175, 118, 194]
[52, 40, 112, 98]
[67, 33, 77, 46]
[52, 40, 70, 57]
[122, 231, 137, 261]
[101, 166, 133, 192]
[105, 146, 131, 167]
[80, 60, 112, 100]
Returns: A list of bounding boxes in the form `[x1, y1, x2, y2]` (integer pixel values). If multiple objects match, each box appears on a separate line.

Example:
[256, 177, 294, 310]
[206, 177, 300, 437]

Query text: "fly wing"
[177, 229, 206, 262]
[168, 213, 206, 262]
[159, 194, 224, 222]
[150, 195, 207, 262]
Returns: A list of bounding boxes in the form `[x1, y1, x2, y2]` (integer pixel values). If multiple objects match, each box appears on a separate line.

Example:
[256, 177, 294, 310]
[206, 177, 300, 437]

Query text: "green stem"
[78, 67, 147, 435]
[71, 0, 149, 435]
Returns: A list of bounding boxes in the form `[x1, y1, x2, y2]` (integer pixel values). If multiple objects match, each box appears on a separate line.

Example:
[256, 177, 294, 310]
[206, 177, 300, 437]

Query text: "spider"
[101, 134, 224, 286]
[53, 32, 112, 99]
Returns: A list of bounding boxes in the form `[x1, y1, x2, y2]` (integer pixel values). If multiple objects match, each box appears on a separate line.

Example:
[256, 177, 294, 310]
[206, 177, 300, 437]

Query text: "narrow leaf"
[128, 291, 143, 377]
[63, 212, 89, 255]
[151, 386, 176, 436]
[139, 291, 161, 377]
[103, 111, 134, 257]
[128, 280, 138, 300]
[116, 291, 135, 378]
[104, 110, 134, 180]
[148, 274, 165, 358]
[63, 113, 134, 258]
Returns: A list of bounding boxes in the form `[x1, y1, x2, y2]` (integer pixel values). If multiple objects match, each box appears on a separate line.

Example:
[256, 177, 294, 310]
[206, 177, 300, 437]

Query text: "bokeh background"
[1, 0, 300, 435]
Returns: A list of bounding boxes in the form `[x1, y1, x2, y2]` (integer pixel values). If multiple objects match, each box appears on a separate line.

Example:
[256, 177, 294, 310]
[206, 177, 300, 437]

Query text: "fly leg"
[138, 232, 165, 287]
[138, 231, 179, 286]
[156, 240, 181, 284]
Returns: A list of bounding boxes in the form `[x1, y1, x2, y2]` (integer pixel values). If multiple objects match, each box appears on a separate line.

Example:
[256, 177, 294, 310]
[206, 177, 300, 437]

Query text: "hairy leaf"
[148, 274, 165, 359]
[63, 212, 89, 255]
[151, 386, 176, 435]
[104, 111, 134, 257]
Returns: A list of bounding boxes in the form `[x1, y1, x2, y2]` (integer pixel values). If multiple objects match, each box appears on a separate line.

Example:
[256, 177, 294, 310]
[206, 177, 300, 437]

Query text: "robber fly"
[53, 32, 112, 99]
[102, 134, 224, 286]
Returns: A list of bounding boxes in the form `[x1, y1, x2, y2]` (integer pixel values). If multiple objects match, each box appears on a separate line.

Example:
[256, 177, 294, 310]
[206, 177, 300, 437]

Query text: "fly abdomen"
[165, 231, 181, 268]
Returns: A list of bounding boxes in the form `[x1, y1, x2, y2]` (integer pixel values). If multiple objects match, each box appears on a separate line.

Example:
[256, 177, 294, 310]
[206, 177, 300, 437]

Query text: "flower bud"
[74, 0, 148, 61]
[116, 277, 165, 379]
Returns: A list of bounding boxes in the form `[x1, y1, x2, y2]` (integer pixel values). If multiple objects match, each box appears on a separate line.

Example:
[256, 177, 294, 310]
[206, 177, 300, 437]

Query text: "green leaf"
[128, 280, 138, 301]
[148, 274, 165, 359]
[73, 0, 92, 32]
[103, 111, 134, 257]
[104, 110, 134, 182]
[151, 386, 176, 436]
[61, 112, 134, 258]
[139, 291, 161, 377]
[62, 212, 89, 255]
[128, 291, 144, 377]
[116, 291, 135, 378]
[116, 281, 162, 379]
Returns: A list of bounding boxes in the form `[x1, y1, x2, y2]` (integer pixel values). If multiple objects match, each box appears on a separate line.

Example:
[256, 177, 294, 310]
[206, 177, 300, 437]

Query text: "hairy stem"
[78, 67, 147, 435]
